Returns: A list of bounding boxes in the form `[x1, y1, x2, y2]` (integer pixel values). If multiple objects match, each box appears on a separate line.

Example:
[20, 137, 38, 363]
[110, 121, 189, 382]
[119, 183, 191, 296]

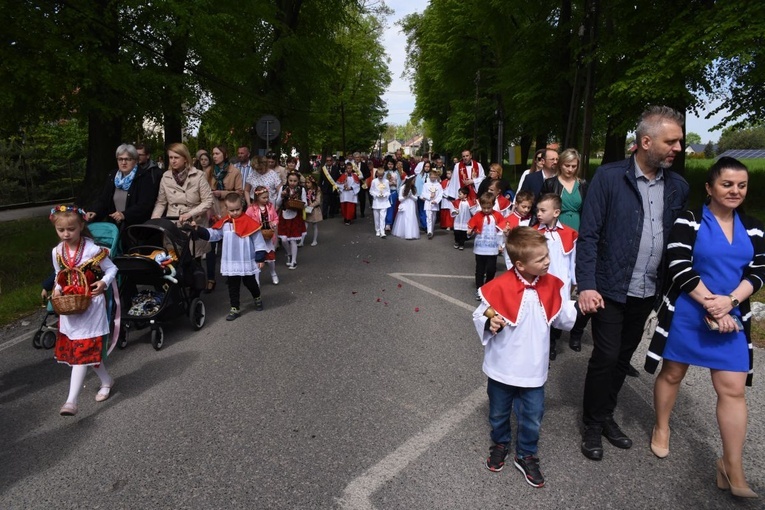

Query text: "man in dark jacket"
[136, 143, 164, 184]
[576, 105, 689, 461]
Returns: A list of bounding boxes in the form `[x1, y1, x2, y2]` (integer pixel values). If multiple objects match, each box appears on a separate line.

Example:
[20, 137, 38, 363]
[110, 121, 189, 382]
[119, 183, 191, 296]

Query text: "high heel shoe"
[716, 458, 759, 498]
[205, 280, 216, 293]
[650, 426, 670, 458]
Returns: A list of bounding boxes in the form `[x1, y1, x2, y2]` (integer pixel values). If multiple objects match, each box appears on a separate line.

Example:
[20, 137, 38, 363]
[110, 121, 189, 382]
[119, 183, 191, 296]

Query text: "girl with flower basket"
[50, 205, 118, 417]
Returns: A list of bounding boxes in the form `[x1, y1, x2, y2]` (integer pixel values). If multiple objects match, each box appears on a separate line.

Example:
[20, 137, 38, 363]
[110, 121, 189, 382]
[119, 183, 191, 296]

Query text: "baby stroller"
[113, 218, 206, 350]
[32, 222, 121, 349]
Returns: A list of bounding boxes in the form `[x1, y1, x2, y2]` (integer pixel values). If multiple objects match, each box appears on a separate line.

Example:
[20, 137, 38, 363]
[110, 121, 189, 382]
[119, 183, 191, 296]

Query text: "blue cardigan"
[575, 156, 689, 303]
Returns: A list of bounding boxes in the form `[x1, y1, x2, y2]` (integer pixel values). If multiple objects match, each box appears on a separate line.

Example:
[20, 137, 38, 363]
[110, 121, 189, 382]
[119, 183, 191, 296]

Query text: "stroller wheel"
[151, 327, 164, 351]
[118, 328, 128, 349]
[189, 298, 206, 331]
[41, 330, 57, 349]
[32, 331, 43, 349]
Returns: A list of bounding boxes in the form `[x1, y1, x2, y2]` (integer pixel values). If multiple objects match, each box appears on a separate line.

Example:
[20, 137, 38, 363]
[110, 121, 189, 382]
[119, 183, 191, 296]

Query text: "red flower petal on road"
[414, 307, 420, 312]
[376, 298, 381, 302]
[362, 259, 370, 264]
[397, 284, 402, 288]
[384, 302, 388, 306]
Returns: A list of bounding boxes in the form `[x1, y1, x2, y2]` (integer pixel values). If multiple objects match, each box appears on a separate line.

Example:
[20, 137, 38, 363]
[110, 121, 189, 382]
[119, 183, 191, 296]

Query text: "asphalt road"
[1, 214, 762, 509]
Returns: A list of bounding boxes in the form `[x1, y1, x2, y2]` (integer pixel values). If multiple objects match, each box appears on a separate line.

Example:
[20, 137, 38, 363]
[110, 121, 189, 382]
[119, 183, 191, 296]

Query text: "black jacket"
[540, 176, 588, 203]
[90, 166, 162, 227]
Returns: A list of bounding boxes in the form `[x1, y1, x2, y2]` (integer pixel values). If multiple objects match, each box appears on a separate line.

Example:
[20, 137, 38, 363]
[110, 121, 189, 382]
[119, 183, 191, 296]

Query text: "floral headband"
[50, 205, 87, 220]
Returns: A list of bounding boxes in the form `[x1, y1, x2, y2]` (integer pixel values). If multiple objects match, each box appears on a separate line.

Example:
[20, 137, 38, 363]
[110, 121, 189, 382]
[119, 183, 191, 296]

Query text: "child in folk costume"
[501, 190, 534, 270]
[392, 174, 420, 240]
[304, 176, 323, 246]
[535, 193, 577, 361]
[276, 172, 307, 270]
[468, 193, 507, 300]
[475, 227, 577, 487]
[440, 169, 454, 231]
[337, 162, 361, 225]
[421, 167, 443, 239]
[50, 206, 118, 417]
[369, 167, 391, 238]
[246, 186, 280, 284]
[193, 193, 266, 321]
[451, 185, 477, 250]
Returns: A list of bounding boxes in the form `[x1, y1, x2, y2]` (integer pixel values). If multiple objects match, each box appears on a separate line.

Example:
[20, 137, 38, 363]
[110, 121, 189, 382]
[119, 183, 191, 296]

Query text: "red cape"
[336, 173, 360, 184]
[505, 211, 531, 230]
[212, 213, 261, 238]
[480, 270, 564, 326]
[467, 210, 506, 234]
[538, 223, 578, 254]
[451, 197, 476, 210]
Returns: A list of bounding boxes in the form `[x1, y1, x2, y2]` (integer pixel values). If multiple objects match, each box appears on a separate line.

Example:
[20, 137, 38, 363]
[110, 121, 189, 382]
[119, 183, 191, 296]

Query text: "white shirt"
[474, 288, 577, 387]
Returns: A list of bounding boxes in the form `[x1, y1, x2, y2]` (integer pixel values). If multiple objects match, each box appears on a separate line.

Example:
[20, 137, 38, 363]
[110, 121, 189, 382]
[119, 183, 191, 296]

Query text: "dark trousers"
[475, 254, 498, 288]
[227, 275, 261, 309]
[205, 241, 220, 279]
[582, 296, 654, 426]
[454, 229, 467, 247]
[357, 188, 367, 217]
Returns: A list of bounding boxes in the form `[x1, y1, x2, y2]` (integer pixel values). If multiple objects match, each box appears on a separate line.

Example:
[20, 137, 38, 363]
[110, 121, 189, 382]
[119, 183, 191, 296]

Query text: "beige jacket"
[152, 167, 214, 255]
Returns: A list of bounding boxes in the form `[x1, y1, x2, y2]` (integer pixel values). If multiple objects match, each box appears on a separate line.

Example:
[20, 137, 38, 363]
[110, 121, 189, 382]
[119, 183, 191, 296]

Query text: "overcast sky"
[381, 0, 724, 144]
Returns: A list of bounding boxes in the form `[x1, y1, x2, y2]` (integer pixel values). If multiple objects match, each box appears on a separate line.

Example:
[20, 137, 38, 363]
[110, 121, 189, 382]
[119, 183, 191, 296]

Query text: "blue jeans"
[487, 378, 545, 457]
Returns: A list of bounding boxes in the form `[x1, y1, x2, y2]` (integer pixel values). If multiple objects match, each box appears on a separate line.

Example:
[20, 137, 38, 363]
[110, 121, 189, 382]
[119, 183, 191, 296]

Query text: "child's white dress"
[392, 188, 420, 240]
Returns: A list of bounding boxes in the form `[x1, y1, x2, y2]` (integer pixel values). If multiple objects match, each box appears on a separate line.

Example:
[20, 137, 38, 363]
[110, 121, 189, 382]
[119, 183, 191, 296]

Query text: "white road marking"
[0, 329, 37, 352]
[338, 385, 486, 509]
[338, 273, 480, 509]
[388, 272, 475, 313]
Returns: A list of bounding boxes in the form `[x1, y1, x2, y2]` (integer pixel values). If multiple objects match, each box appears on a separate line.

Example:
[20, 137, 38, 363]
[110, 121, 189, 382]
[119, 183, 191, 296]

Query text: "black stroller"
[113, 218, 206, 350]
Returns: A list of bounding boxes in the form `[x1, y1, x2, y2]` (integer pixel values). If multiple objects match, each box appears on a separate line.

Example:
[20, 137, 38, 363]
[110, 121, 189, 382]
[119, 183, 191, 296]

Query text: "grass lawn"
[0, 216, 57, 326]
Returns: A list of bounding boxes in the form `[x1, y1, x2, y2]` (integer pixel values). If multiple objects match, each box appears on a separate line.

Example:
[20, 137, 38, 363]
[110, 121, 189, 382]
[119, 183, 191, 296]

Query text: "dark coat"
[90, 166, 161, 227]
[575, 156, 689, 303]
[540, 176, 588, 203]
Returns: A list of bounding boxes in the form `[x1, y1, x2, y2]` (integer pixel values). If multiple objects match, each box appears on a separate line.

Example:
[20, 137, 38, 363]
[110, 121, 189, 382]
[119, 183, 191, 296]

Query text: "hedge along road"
[1, 214, 763, 508]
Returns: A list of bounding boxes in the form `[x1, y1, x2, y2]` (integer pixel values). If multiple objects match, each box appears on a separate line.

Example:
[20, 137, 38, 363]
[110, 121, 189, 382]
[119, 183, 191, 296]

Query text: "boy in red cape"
[192, 193, 266, 320]
[474, 226, 577, 488]
[467, 193, 507, 300]
[336, 162, 361, 225]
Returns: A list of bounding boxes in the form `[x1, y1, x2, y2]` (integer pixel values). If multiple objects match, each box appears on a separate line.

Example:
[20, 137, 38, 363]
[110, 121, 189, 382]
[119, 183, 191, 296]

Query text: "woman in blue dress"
[647, 157, 765, 499]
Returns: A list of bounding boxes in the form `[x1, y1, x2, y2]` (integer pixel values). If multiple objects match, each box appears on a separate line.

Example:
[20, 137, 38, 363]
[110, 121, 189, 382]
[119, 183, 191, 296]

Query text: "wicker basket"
[261, 228, 274, 240]
[51, 267, 92, 315]
[51, 294, 92, 315]
[286, 199, 305, 211]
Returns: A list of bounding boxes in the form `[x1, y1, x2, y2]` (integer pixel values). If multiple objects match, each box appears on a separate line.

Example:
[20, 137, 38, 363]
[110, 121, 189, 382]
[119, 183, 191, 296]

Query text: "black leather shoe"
[569, 333, 582, 352]
[581, 426, 604, 460]
[603, 417, 633, 449]
[626, 364, 640, 377]
[549, 346, 557, 361]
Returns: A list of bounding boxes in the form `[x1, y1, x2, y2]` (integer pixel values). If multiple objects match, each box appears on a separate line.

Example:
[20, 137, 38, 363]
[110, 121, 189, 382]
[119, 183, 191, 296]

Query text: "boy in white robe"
[474, 227, 577, 488]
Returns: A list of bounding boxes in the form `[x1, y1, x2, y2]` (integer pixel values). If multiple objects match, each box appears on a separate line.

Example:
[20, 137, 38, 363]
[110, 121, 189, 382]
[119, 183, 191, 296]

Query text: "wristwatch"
[729, 294, 740, 307]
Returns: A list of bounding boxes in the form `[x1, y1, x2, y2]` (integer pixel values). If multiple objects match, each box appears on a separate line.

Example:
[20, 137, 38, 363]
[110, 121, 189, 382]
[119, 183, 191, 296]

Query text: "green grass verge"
[0, 216, 56, 326]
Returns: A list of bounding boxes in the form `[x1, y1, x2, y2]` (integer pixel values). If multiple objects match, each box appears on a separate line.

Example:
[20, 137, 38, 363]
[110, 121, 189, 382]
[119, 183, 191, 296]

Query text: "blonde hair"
[506, 227, 547, 266]
[167, 143, 192, 170]
[558, 148, 581, 177]
[489, 163, 504, 179]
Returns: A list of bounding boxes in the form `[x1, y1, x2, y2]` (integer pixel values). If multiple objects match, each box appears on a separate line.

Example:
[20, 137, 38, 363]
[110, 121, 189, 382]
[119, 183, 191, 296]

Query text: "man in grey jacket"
[576, 105, 689, 461]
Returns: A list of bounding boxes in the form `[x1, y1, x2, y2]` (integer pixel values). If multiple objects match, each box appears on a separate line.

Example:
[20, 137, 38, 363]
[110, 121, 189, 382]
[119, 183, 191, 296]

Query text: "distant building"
[387, 139, 402, 154]
[685, 143, 717, 155]
[402, 135, 423, 156]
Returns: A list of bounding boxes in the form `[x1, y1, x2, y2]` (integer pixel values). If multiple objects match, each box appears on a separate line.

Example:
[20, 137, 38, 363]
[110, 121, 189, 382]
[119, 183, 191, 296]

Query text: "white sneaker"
[297, 242, 304, 247]
[271, 273, 279, 285]
[375, 232, 381, 237]
[288, 262, 297, 270]
[310, 240, 318, 246]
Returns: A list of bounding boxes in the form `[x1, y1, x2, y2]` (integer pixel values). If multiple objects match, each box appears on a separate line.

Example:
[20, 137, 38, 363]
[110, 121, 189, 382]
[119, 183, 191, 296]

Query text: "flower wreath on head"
[50, 205, 87, 221]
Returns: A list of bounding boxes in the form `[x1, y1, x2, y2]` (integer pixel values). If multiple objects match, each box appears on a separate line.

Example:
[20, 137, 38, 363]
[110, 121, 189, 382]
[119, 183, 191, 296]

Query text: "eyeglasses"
[117, 157, 135, 162]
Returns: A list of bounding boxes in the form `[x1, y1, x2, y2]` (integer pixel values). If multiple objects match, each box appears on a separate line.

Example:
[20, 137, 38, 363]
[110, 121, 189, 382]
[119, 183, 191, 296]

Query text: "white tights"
[66, 363, 112, 404]
[310, 224, 319, 244]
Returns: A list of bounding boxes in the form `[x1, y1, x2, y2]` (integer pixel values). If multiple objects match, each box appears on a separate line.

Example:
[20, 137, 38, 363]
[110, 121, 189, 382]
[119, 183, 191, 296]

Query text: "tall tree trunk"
[162, 27, 190, 146]
[81, 0, 122, 201]
[602, 120, 626, 165]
